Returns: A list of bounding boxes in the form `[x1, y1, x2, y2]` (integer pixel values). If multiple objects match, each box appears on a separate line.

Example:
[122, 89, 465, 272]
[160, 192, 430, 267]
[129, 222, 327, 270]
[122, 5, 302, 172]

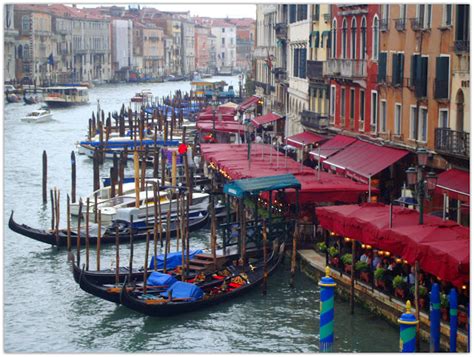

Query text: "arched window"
[21, 15, 30, 33]
[331, 18, 337, 58]
[23, 44, 29, 60]
[17, 45, 23, 59]
[351, 17, 357, 59]
[360, 17, 367, 59]
[342, 18, 347, 59]
[372, 16, 379, 60]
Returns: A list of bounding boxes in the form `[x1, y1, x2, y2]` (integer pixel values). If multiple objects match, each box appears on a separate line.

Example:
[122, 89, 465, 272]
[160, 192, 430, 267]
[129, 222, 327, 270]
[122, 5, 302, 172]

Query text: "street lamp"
[405, 148, 438, 225]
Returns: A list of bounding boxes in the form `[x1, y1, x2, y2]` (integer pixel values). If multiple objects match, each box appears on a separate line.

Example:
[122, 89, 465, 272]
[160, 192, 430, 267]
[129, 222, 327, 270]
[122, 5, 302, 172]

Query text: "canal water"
[4, 76, 402, 352]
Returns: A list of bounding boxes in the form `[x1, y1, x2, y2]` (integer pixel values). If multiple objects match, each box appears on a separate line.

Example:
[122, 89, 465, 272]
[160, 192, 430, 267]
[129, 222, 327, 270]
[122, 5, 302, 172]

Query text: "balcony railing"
[380, 18, 389, 31]
[395, 18, 406, 31]
[454, 40, 470, 54]
[307, 60, 324, 81]
[323, 13, 330, 22]
[301, 110, 328, 132]
[272, 67, 287, 82]
[324, 59, 367, 79]
[435, 128, 470, 159]
[410, 18, 422, 31]
[275, 23, 288, 40]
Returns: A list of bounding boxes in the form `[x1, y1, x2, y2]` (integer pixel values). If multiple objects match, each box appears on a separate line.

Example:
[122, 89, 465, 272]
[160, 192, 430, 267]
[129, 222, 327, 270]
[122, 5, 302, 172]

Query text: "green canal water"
[4, 76, 404, 352]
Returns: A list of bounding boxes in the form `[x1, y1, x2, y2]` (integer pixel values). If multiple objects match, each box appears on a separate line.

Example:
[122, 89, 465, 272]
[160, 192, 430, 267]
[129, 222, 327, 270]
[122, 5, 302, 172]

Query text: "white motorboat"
[20, 108, 53, 123]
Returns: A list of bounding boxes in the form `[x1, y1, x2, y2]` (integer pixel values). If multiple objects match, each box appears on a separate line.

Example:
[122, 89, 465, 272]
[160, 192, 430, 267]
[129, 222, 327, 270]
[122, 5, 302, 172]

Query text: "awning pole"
[389, 203, 393, 228]
[442, 193, 447, 220]
[317, 144, 321, 181]
[285, 139, 288, 168]
[367, 175, 372, 203]
[300, 141, 305, 172]
[457, 200, 461, 224]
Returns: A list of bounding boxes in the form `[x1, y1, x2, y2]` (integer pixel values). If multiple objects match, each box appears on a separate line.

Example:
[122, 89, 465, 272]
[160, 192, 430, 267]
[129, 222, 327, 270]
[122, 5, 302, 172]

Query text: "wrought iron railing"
[410, 18, 422, 31]
[380, 18, 389, 31]
[307, 60, 324, 81]
[454, 40, 470, 53]
[324, 59, 367, 79]
[435, 128, 470, 159]
[395, 18, 406, 31]
[275, 23, 288, 40]
[300, 110, 328, 131]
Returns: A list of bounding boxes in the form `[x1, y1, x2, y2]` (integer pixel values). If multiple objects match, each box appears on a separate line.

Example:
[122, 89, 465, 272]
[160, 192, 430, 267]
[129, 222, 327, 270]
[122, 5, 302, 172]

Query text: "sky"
[76, 3, 256, 19]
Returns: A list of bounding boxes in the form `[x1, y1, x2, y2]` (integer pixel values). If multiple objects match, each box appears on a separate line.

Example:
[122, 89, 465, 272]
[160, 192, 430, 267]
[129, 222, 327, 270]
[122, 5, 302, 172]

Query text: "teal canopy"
[223, 174, 301, 199]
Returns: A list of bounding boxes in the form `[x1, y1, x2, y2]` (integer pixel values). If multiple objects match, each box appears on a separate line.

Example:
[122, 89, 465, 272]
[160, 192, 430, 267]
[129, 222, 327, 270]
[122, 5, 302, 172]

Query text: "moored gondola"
[119, 242, 285, 317]
[8, 210, 208, 247]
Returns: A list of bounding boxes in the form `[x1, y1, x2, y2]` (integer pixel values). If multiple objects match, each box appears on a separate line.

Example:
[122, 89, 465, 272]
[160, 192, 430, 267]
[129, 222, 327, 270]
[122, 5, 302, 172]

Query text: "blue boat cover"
[161, 281, 204, 301]
[146, 272, 178, 287]
[148, 250, 203, 270]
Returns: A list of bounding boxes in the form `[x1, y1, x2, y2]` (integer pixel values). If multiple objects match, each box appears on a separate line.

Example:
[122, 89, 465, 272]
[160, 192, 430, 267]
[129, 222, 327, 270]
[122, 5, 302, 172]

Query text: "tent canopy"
[251, 112, 283, 128]
[224, 174, 301, 199]
[316, 203, 469, 287]
[435, 168, 470, 203]
[238, 95, 260, 111]
[286, 131, 326, 149]
[309, 135, 357, 161]
[196, 120, 246, 133]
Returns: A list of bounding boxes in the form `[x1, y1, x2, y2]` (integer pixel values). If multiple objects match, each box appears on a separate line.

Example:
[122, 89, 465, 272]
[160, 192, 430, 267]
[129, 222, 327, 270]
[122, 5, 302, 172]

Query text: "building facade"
[211, 20, 237, 71]
[143, 25, 165, 77]
[181, 21, 195, 75]
[195, 25, 210, 72]
[4, 4, 18, 82]
[112, 19, 133, 79]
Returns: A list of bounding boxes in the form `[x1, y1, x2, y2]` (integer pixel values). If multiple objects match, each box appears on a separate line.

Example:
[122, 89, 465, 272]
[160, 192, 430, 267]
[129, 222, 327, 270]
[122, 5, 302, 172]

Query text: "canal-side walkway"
[297, 249, 468, 352]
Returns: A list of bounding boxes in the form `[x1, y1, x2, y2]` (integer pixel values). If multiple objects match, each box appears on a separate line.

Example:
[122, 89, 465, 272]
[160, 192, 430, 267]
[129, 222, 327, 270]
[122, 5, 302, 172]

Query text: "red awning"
[286, 131, 326, 149]
[309, 135, 357, 162]
[196, 121, 246, 134]
[238, 95, 260, 111]
[435, 168, 470, 203]
[251, 112, 283, 127]
[316, 203, 469, 287]
[323, 140, 409, 184]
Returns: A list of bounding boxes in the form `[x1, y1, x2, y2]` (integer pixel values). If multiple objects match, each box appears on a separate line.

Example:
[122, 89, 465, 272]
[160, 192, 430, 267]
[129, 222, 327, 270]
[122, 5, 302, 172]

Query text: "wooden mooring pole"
[71, 151, 76, 203]
[42, 151, 47, 204]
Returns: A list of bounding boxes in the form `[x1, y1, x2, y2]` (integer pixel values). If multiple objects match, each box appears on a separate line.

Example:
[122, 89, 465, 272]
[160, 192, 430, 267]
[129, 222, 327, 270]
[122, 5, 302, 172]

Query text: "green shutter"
[410, 54, 418, 87]
[398, 53, 405, 86]
[392, 53, 399, 85]
[435, 56, 449, 99]
[378, 52, 387, 82]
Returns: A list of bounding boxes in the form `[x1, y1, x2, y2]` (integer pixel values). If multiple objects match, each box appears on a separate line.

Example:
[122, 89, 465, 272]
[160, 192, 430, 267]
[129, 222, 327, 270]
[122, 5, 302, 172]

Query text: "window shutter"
[435, 56, 449, 99]
[300, 48, 307, 78]
[294, 48, 299, 77]
[315, 31, 320, 48]
[416, 56, 428, 97]
[410, 54, 418, 87]
[378, 52, 387, 82]
[398, 53, 404, 86]
[327, 31, 331, 49]
[391, 53, 399, 85]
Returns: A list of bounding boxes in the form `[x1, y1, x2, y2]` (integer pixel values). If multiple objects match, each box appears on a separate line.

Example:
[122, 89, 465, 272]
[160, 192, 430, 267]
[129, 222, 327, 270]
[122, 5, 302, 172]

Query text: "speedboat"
[20, 107, 53, 123]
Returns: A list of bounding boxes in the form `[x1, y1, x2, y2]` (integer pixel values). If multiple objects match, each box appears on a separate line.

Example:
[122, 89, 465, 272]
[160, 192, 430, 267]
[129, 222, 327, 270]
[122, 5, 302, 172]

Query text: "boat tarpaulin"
[286, 131, 326, 149]
[435, 168, 470, 203]
[323, 140, 409, 184]
[146, 272, 178, 287]
[251, 112, 283, 128]
[197, 120, 246, 133]
[149, 249, 203, 270]
[224, 174, 301, 198]
[238, 95, 260, 111]
[161, 281, 204, 301]
[309, 135, 357, 162]
[316, 203, 469, 286]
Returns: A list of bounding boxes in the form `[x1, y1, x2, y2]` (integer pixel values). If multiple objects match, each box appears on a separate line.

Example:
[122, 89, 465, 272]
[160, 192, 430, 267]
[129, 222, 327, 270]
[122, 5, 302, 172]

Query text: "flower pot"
[418, 297, 426, 310]
[376, 279, 385, 290]
[458, 311, 468, 329]
[441, 307, 449, 322]
[344, 264, 352, 274]
[395, 287, 405, 299]
[360, 271, 370, 283]
[330, 257, 339, 267]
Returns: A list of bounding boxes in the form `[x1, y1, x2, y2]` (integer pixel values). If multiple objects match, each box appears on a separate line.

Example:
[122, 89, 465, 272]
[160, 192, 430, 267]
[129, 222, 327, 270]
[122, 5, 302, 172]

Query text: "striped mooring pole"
[449, 288, 458, 352]
[319, 266, 336, 352]
[398, 300, 419, 352]
[429, 283, 441, 352]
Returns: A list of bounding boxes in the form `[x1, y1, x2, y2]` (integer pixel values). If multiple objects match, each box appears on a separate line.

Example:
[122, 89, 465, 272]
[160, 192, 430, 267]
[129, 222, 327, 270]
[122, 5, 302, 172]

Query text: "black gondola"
[119, 242, 285, 316]
[8, 210, 208, 247]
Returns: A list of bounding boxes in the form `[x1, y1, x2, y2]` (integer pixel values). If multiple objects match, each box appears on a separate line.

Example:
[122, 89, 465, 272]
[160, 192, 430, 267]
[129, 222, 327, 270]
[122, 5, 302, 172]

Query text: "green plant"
[392, 275, 405, 289]
[328, 246, 339, 257]
[355, 261, 369, 272]
[411, 285, 428, 297]
[374, 267, 385, 280]
[440, 293, 449, 308]
[317, 242, 327, 253]
[341, 253, 352, 265]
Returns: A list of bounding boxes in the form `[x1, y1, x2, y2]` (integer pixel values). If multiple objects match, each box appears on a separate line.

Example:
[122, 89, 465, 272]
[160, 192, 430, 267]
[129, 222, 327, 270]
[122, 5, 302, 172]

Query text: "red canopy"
[201, 144, 372, 204]
[309, 135, 357, 162]
[286, 131, 326, 149]
[435, 168, 470, 203]
[323, 140, 409, 184]
[251, 112, 283, 127]
[196, 120, 246, 134]
[316, 203, 469, 287]
[238, 95, 260, 111]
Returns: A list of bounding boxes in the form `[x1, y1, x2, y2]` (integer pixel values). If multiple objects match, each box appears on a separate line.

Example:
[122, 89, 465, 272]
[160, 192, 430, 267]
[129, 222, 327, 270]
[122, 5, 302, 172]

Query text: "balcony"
[275, 23, 288, 40]
[410, 18, 422, 32]
[323, 13, 330, 22]
[324, 59, 367, 79]
[380, 18, 389, 32]
[272, 67, 287, 82]
[307, 60, 324, 82]
[394, 18, 406, 31]
[454, 40, 470, 54]
[435, 128, 470, 160]
[273, 101, 285, 114]
[301, 110, 328, 132]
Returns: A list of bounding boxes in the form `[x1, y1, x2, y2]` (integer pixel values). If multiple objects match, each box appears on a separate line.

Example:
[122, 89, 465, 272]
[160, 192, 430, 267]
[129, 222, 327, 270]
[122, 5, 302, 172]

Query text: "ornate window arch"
[342, 18, 348, 59]
[331, 18, 337, 58]
[360, 16, 367, 59]
[372, 15, 379, 60]
[351, 17, 357, 59]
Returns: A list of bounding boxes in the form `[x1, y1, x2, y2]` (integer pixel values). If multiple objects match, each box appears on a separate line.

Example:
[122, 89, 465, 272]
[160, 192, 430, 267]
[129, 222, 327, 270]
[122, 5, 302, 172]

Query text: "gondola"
[8, 210, 208, 247]
[119, 242, 285, 317]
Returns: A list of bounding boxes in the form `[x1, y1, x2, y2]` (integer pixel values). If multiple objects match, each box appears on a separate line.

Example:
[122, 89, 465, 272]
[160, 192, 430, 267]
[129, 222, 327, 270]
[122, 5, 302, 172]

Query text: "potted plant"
[316, 242, 327, 253]
[409, 285, 428, 309]
[393, 275, 406, 299]
[355, 261, 370, 283]
[440, 293, 449, 321]
[374, 267, 386, 289]
[341, 253, 353, 274]
[328, 247, 339, 267]
[458, 307, 468, 329]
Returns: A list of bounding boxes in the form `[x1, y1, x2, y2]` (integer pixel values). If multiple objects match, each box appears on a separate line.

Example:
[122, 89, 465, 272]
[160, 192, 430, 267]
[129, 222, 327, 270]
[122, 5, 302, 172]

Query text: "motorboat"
[20, 107, 53, 123]
[43, 86, 89, 107]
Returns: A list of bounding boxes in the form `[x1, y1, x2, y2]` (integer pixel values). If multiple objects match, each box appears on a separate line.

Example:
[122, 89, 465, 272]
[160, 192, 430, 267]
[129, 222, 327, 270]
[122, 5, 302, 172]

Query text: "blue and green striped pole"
[449, 288, 458, 352]
[398, 300, 419, 352]
[319, 266, 336, 352]
[429, 283, 441, 352]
